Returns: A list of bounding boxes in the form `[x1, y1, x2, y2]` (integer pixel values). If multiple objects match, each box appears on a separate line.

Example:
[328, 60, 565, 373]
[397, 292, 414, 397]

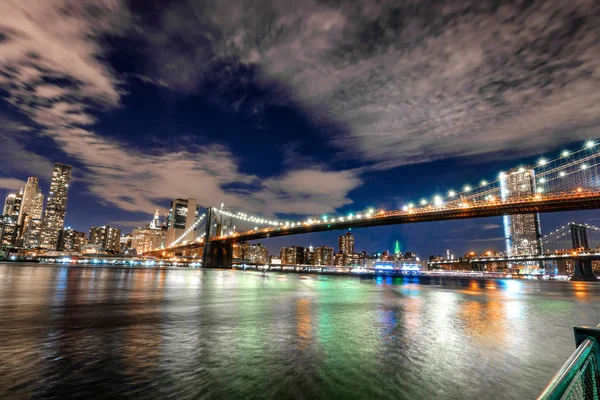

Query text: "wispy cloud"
[0, 0, 361, 218]
[468, 237, 505, 243]
[141, 0, 600, 169]
[0, 178, 26, 191]
[482, 224, 501, 230]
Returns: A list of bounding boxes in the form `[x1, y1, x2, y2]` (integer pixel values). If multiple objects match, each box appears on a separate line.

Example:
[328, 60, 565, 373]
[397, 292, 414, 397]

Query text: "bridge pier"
[202, 241, 233, 268]
[571, 259, 597, 281]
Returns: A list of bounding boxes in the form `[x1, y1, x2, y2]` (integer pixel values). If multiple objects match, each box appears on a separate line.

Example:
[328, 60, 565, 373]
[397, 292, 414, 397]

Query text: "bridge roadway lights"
[571, 259, 597, 281]
[202, 241, 233, 268]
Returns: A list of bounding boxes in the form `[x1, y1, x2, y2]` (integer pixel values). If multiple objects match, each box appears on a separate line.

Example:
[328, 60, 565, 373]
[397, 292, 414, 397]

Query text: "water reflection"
[2, 264, 600, 399]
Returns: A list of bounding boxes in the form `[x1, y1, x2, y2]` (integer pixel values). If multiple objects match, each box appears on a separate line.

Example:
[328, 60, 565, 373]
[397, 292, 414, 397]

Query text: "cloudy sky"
[1, 0, 600, 256]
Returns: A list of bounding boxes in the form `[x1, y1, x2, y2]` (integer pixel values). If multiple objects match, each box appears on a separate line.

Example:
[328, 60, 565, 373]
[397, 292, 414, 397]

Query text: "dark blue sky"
[1, 0, 600, 257]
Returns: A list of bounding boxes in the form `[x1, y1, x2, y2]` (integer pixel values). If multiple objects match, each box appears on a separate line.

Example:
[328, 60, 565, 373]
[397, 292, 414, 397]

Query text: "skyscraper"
[40, 163, 72, 249]
[338, 232, 354, 255]
[500, 168, 542, 256]
[19, 177, 44, 224]
[3, 191, 22, 218]
[166, 198, 198, 246]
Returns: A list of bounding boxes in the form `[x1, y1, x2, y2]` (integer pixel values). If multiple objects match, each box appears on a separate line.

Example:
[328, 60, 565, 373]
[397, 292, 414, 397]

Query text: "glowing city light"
[559, 171, 566, 177]
[586, 140, 595, 148]
[480, 180, 487, 186]
[538, 158, 547, 166]
[420, 199, 427, 205]
[448, 190, 456, 197]
[562, 150, 570, 157]
[582, 164, 588, 170]
[464, 185, 471, 192]
[518, 167, 525, 173]
[433, 195, 443, 206]
[539, 177, 546, 183]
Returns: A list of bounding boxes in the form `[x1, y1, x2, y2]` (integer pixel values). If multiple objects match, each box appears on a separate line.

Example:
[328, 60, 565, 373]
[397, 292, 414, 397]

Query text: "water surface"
[1, 263, 599, 399]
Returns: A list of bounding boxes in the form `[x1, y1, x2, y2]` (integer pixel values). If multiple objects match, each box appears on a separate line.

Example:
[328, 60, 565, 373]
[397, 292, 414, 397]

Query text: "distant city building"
[247, 243, 268, 263]
[280, 246, 304, 265]
[40, 163, 72, 249]
[304, 245, 314, 265]
[19, 177, 44, 225]
[269, 256, 282, 264]
[166, 198, 199, 246]
[131, 211, 166, 254]
[120, 233, 133, 251]
[58, 228, 87, 252]
[89, 226, 121, 253]
[232, 242, 248, 259]
[338, 232, 354, 254]
[0, 215, 19, 247]
[500, 168, 542, 256]
[22, 218, 43, 249]
[314, 246, 334, 266]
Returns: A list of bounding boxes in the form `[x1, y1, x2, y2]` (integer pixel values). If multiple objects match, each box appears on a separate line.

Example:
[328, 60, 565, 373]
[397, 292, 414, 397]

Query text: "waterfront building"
[166, 198, 199, 246]
[247, 243, 268, 263]
[314, 246, 334, 266]
[500, 168, 543, 256]
[120, 233, 133, 251]
[22, 218, 43, 249]
[58, 228, 88, 252]
[0, 215, 19, 247]
[304, 245, 314, 265]
[40, 163, 72, 249]
[338, 232, 354, 255]
[280, 246, 304, 265]
[131, 211, 167, 254]
[233, 242, 249, 260]
[18, 177, 44, 225]
[89, 226, 121, 253]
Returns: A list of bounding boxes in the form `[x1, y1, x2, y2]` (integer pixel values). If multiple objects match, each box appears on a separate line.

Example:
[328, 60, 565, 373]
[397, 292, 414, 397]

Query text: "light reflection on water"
[1, 263, 600, 399]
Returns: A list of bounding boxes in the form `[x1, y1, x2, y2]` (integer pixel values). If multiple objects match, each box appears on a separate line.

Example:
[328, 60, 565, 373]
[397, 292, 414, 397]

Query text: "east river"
[1, 263, 600, 399]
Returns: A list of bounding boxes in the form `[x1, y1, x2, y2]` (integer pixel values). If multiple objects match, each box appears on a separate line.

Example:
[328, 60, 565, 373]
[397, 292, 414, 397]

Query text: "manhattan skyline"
[2, 1, 600, 256]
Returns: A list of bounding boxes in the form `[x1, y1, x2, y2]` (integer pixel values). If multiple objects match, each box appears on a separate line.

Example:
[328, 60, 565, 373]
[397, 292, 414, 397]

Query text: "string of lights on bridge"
[542, 222, 600, 244]
[169, 213, 206, 247]
[168, 139, 600, 245]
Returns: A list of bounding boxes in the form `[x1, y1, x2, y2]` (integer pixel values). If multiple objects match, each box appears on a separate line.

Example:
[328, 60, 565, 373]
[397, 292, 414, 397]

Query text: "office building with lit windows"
[40, 163, 72, 249]
[314, 246, 334, 266]
[500, 167, 543, 256]
[166, 198, 199, 247]
[58, 228, 88, 252]
[18, 177, 44, 225]
[338, 232, 354, 254]
[3, 191, 22, 218]
[89, 226, 122, 253]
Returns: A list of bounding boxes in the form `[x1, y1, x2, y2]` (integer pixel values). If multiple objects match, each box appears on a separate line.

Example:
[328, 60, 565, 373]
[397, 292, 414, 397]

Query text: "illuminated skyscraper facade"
[19, 177, 44, 225]
[500, 168, 542, 256]
[41, 163, 72, 249]
[338, 232, 354, 254]
[3, 191, 22, 218]
[166, 198, 198, 246]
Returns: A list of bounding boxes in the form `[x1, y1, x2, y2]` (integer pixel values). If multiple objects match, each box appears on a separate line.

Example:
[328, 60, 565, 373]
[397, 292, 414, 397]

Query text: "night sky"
[1, 0, 600, 257]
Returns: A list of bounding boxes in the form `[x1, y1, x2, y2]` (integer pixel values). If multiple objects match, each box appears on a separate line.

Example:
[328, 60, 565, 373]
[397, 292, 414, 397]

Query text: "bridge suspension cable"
[169, 212, 207, 247]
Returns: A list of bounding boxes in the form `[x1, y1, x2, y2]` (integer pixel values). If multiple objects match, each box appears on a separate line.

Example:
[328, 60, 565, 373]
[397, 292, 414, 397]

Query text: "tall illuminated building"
[338, 232, 354, 254]
[500, 168, 542, 256]
[166, 198, 198, 246]
[18, 177, 44, 225]
[40, 163, 72, 249]
[3, 191, 22, 217]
